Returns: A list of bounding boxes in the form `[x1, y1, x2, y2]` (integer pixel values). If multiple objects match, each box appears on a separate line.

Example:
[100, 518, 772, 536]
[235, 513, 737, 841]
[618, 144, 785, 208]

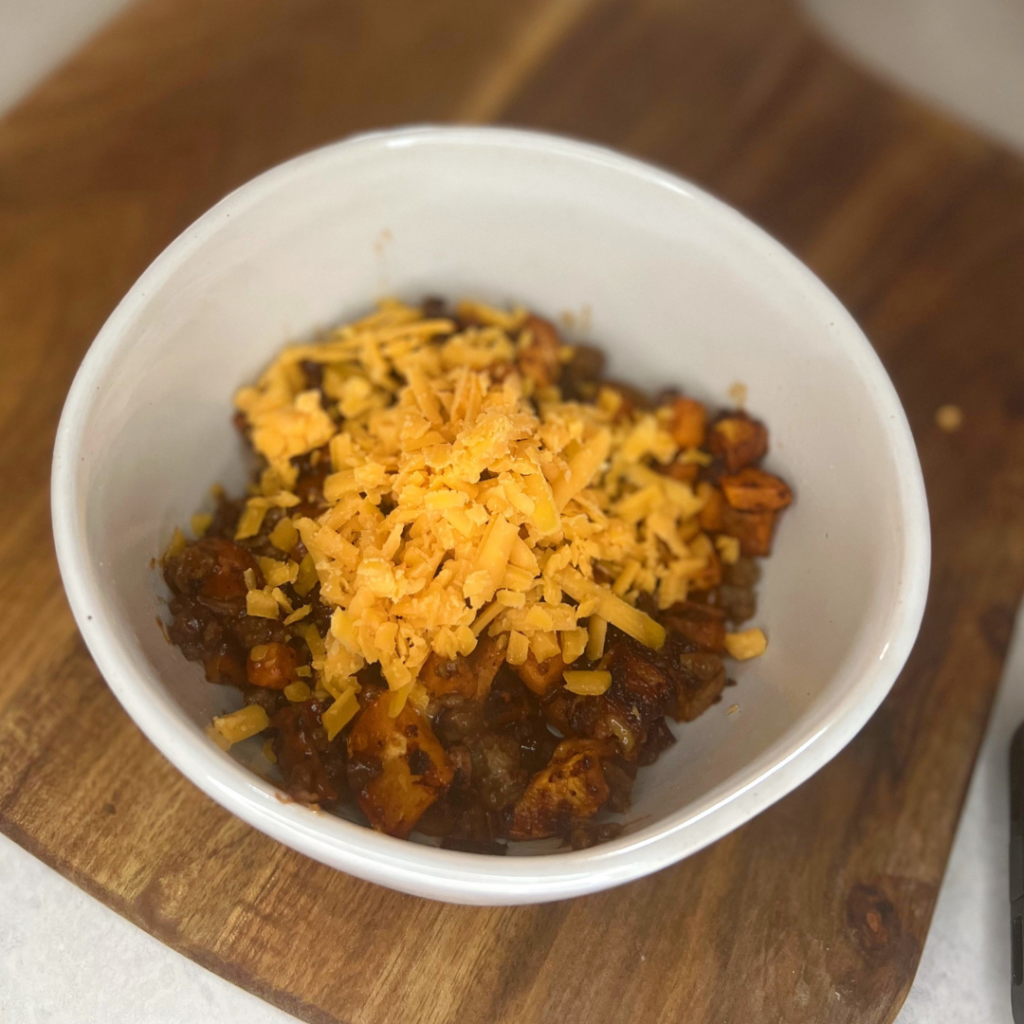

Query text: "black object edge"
[1010, 724, 1024, 1020]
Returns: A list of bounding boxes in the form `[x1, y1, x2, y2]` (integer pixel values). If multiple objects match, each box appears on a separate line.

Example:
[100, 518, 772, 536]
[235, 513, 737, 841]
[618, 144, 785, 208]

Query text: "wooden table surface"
[3, 0, 1024, 1021]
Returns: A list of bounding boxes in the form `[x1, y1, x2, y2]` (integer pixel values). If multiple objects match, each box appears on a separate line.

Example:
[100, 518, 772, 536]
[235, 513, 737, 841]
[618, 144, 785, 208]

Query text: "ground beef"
[273, 699, 347, 805]
[465, 733, 528, 811]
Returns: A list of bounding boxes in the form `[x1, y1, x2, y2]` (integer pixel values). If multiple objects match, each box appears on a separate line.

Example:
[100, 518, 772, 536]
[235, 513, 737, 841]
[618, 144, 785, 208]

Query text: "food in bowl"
[161, 296, 792, 852]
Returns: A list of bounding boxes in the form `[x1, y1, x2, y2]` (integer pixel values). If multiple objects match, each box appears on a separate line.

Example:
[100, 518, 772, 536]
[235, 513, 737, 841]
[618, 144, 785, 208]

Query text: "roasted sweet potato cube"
[709, 415, 768, 472]
[419, 634, 506, 700]
[540, 690, 644, 758]
[667, 397, 707, 449]
[721, 506, 776, 557]
[669, 652, 727, 722]
[662, 459, 699, 484]
[660, 602, 726, 653]
[687, 532, 722, 591]
[720, 467, 792, 512]
[419, 653, 476, 699]
[509, 739, 610, 840]
[516, 651, 565, 696]
[346, 694, 453, 838]
[246, 641, 299, 689]
[607, 632, 676, 726]
[472, 634, 509, 696]
[518, 314, 563, 389]
[697, 483, 726, 533]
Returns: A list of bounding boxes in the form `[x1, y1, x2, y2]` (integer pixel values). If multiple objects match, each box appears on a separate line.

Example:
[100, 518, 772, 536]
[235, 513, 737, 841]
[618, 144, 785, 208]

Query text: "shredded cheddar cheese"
[212, 705, 270, 746]
[231, 299, 755, 704]
[563, 670, 613, 696]
[724, 628, 768, 661]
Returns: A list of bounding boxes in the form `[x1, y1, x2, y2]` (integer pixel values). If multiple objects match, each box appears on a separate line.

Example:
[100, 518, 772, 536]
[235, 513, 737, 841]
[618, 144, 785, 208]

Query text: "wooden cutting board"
[3, 0, 1024, 1020]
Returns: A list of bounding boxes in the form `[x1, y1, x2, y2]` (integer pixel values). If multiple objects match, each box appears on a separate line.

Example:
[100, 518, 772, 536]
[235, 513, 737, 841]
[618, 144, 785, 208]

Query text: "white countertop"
[0, 836, 291, 1024]
[3, 604, 1022, 1023]
[888, 607, 1021, 1024]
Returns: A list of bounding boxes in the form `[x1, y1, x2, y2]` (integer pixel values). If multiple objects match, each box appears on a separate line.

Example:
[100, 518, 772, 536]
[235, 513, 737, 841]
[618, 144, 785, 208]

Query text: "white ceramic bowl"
[52, 126, 929, 905]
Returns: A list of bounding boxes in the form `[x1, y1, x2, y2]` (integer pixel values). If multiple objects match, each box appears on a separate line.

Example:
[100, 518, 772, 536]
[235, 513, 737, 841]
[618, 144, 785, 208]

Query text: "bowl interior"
[55, 128, 926, 898]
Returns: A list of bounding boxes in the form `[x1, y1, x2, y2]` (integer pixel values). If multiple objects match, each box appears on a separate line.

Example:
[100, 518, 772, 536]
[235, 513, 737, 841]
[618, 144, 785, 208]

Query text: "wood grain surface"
[3, 0, 1024, 1021]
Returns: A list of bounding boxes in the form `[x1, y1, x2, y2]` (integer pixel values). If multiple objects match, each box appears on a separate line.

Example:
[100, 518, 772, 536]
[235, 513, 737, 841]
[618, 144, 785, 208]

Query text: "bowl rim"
[51, 124, 930, 904]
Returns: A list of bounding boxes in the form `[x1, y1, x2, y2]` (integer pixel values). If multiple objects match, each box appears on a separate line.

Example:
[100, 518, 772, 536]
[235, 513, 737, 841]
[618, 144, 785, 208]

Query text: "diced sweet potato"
[419, 653, 475, 699]
[540, 690, 644, 758]
[667, 397, 707, 449]
[670, 652, 727, 722]
[516, 650, 565, 696]
[472, 634, 509, 696]
[661, 460, 699, 484]
[508, 739, 610, 840]
[721, 507, 776, 557]
[660, 602, 726, 653]
[687, 533, 722, 591]
[419, 635, 506, 700]
[697, 483, 726, 533]
[605, 626, 725, 727]
[346, 693, 453, 838]
[606, 632, 676, 726]
[719, 467, 792, 512]
[246, 641, 300, 689]
[518, 314, 563, 389]
[709, 415, 768, 472]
